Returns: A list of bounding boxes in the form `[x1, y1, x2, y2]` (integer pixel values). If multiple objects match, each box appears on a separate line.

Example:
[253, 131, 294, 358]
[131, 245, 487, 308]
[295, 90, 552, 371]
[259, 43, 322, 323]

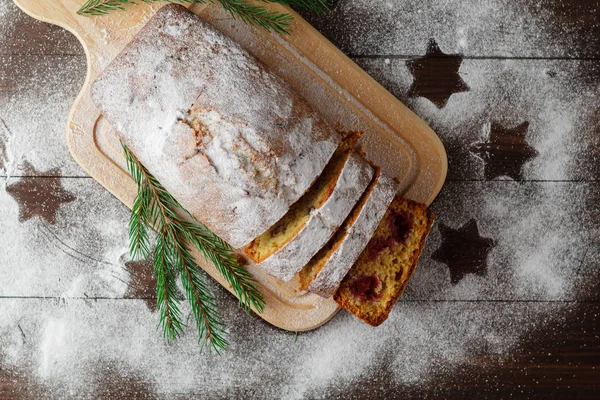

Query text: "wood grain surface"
[1, 0, 599, 398]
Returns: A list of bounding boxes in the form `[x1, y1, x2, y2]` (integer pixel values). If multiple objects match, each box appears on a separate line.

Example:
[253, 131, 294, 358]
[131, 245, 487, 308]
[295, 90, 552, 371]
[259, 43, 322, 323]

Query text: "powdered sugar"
[0, 178, 132, 298]
[414, 181, 592, 301]
[305, 0, 598, 58]
[356, 58, 599, 181]
[0, 295, 573, 397]
[0, 118, 16, 182]
[0, 0, 81, 55]
[0, 0, 597, 397]
[0, 54, 86, 178]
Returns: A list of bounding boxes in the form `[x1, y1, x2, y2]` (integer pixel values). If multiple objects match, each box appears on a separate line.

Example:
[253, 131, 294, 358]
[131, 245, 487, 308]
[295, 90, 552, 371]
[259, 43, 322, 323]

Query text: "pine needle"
[77, 0, 138, 15]
[153, 233, 185, 341]
[129, 184, 151, 260]
[179, 221, 265, 313]
[76, 0, 329, 33]
[166, 225, 228, 351]
[122, 142, 265, 351]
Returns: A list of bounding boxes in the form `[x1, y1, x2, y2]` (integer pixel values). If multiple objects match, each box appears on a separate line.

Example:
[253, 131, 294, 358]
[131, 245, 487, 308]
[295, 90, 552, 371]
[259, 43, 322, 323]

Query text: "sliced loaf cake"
[298, 170, 398, 297]
[334, 198, 434, 326]
[245, 133, 374, 282]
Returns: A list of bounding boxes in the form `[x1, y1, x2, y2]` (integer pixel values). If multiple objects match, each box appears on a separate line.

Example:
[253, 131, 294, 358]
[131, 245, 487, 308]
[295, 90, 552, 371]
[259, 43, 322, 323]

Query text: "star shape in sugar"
[6, 162, 76, 224]
[124, 258, 157, 312]
[431, 219, 496, 285]
[406, 39, 470, 108]
[471, 121, 538, 181]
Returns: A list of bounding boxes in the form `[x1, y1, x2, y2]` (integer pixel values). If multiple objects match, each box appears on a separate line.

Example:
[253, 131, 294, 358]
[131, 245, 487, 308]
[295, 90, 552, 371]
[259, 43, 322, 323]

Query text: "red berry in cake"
[366, 237, 394, 260]
[390, 211, 413, 243]
[349, 274, 382, 302]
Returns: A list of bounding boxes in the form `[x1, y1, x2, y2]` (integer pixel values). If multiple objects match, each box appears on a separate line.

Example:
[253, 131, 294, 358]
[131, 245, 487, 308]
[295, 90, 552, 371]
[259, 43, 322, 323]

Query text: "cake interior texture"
[244, 131, 362, 263]
[298, 168, 382, 291]
[334, 197, 434, 326]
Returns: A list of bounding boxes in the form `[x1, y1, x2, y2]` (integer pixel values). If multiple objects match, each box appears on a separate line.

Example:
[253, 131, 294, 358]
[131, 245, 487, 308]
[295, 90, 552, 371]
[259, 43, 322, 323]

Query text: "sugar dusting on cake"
[0, 0, 597, 398]
[91, 4, 340, 248]
[258, 152, 374, 281]
[308, 173, 398, 297]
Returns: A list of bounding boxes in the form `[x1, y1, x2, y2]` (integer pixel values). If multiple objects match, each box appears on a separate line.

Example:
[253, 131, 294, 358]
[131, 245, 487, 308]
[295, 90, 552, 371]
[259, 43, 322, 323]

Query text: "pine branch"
[122, 142, 265, 350]
[166, 231, 228, 351]
[77, 0, 138, 15]
[123, 144, 184, 341]
[129, 183, 151, 260]
[153, 233, 185, 341]
[77, 0, 330, 33]
[179, 221, 265, 313]
[216, 0, 293, 34]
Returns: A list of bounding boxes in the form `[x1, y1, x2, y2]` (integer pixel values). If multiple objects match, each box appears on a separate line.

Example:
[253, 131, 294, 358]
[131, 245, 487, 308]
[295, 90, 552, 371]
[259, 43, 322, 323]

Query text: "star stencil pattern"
[431, 219, 496, 284]
[6, 162, 76, 224]
[406, 39, 470, 108]
[124, 258, 157, 312]
[471, 121, 538, 181]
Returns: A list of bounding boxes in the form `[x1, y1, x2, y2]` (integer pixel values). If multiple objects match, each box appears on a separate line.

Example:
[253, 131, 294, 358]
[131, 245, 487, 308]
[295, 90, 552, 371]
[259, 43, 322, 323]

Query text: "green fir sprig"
[122, 142, 265, 352]
[77, 0, 137, 15]
[77, 0, 329, 34]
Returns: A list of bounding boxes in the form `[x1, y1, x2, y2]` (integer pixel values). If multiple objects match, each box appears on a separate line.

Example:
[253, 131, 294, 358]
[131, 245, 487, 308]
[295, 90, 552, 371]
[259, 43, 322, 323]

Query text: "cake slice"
[334, 198, 434, 326]
[245, 133, 374, 282]
[299, 170, 398, 297]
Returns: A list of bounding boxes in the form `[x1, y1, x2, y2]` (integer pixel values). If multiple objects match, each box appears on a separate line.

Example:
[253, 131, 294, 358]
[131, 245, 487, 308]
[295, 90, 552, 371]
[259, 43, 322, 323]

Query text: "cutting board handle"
[15, 0, 100, 50]
[13, 0, 186, 75]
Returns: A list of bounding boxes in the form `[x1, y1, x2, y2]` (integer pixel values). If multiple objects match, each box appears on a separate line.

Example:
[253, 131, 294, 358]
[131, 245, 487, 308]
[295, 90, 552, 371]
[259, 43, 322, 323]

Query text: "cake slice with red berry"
[334, 197, 434, 326]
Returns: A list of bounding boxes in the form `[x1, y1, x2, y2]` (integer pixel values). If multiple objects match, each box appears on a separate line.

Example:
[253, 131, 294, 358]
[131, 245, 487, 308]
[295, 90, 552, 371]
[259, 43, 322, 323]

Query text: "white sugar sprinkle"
[0, 0, 596, 398]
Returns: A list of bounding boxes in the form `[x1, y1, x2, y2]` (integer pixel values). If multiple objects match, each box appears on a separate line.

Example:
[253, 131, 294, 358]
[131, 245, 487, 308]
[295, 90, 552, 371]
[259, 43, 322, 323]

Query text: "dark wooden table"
[1, 0, 599, 398]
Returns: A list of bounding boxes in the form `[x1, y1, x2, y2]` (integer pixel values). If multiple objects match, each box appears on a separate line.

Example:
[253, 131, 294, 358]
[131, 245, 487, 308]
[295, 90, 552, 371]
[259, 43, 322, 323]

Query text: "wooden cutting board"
[14, 0, 447, 331]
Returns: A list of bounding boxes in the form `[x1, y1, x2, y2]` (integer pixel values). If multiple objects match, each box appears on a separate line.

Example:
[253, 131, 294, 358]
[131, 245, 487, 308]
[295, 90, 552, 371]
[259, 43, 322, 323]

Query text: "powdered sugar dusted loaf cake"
[91, 5, 339, 248]
[299, 170, 398, 297]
